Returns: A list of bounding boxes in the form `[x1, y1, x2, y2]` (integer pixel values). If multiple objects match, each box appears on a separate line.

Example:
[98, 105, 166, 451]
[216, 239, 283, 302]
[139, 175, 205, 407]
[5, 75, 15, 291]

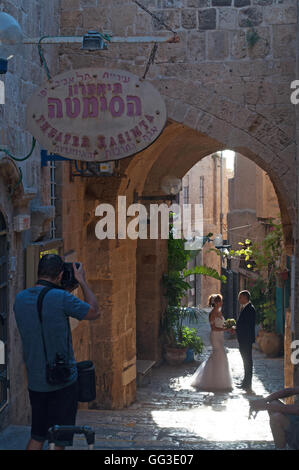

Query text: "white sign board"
[26, 68, 167, 162]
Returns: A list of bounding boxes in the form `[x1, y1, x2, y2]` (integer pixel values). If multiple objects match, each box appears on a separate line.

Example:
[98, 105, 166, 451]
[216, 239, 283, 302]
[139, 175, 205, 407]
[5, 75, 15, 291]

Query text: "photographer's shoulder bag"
[37, 285, 73, 386]
[37, 282, 96, 402]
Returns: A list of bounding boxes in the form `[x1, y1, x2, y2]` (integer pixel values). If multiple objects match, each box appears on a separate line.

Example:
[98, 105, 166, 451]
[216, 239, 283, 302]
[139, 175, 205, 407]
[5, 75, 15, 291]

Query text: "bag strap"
[37, 286, 71, 366]
[37, 286, 53, 366]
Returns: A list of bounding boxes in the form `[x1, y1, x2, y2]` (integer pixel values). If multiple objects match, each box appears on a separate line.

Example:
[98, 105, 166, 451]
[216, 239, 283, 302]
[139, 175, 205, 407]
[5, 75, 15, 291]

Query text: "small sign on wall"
[26, 68, 167, 162]
[13, 214, 31, 232]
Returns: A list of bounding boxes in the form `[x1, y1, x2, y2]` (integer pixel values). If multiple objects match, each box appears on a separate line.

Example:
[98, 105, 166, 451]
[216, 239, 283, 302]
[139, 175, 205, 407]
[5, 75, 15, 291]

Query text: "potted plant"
[182, 327, 204, 362]
[162, 306, 203, 365]
[257, 300, 283, 357]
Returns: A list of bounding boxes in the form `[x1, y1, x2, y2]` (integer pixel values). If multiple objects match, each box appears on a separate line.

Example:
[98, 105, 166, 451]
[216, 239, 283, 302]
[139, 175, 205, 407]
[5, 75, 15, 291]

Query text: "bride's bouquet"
[224, 318, 236, 330]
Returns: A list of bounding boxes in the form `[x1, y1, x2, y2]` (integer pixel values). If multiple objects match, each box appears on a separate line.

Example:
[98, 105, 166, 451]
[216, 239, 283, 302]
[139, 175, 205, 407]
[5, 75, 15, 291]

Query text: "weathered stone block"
[187, 31, 206, 61]
[253, 0, 273, 4]
[212, 0, 232, 5]
[264, 6, 297, 25]
[187, 0, 210, 6]
[247, 26, 270, 59]
[218, 7, 238, 29]
[138, 0, 156, 6]
[231, 30, 247, 59]
[181, 9, 197, 29]
[152, 9, 181, 30]
[238, 7, 263, 27]
[60, 10, 83, 30]
[207, 30, 229, 59]
[234, 0, 250, 6]
[157, 0, 183, 7]
[273, 24, 296, 58]
[198, 8, 216, 30]
[61, 0, 80, 10]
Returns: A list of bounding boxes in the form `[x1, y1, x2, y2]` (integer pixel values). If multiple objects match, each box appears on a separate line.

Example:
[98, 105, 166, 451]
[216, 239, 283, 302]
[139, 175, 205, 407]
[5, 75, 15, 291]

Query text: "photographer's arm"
[74, 263, 100, 321]
[251, 387, 299, 413]
[80, 281, 100, 320]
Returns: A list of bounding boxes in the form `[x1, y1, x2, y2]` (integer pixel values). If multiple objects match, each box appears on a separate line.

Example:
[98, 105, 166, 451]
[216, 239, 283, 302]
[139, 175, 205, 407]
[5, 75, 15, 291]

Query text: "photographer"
[14, 254, 100, 450]
[250, 387, 299, 449]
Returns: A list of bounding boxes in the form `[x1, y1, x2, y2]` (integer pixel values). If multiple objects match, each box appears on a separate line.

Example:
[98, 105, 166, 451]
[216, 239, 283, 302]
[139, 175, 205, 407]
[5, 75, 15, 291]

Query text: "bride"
[190, 294, 233, 392]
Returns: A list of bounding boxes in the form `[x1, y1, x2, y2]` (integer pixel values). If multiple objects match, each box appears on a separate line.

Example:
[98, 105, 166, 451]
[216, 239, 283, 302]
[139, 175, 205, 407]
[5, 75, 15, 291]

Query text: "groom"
[236, 290, 256, 392]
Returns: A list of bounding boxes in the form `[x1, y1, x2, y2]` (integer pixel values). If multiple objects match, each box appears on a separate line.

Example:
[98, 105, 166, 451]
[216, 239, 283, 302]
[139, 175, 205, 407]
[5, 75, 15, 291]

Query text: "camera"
[46, 353, 72, 385]
[61, 262, 80, 291]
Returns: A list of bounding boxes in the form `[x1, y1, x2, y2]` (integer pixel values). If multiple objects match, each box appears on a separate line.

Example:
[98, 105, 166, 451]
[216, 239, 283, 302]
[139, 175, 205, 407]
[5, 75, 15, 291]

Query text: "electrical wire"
[0, 137, 36, 162]
[38, 33, 112, 81]
[38, 36, 52, 80]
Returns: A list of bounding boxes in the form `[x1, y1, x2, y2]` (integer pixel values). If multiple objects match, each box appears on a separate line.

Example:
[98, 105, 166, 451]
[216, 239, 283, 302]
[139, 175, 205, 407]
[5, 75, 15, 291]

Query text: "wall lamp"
[0, 12, 23, 74]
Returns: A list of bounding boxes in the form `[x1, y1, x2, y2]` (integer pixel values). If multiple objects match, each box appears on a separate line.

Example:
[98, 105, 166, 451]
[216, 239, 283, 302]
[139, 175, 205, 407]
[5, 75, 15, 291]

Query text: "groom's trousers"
[239, 342, 253, 387]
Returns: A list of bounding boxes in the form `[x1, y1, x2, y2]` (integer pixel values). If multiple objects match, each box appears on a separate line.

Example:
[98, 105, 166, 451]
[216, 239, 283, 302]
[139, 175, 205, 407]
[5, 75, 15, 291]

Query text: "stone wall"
[0, 0, 60, 429]
[58, 0, 299, 408]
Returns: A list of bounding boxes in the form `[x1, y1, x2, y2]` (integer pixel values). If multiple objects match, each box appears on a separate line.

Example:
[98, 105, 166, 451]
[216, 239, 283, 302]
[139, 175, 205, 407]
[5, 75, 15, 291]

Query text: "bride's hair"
[208, 294, 223, 307]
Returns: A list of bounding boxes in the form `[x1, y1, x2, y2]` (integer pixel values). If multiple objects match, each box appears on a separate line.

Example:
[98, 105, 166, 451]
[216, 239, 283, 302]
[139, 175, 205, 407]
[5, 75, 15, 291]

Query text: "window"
[183, 186, 189, 205]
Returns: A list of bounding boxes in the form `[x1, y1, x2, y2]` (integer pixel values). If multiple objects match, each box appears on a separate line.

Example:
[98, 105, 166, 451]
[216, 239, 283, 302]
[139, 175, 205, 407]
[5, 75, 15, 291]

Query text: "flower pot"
[275, 270, 289, 288]
[259, 331, 283, 358]
[184, 348, 194, 363]
[279, 270, 289, 281]
[256, 329, 265, 350]
[165, 346, 187, 365]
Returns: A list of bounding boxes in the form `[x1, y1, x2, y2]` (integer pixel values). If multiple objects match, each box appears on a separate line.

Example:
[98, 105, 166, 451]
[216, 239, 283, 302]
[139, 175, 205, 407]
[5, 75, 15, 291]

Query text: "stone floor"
[0, 314, 285, 450]
[73, 315, 284, 450]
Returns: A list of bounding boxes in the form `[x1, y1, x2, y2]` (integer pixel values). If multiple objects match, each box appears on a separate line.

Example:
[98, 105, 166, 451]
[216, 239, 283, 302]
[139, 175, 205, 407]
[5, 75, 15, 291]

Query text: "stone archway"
[69, 112, 296, 410]
[128, 116, 295, 387]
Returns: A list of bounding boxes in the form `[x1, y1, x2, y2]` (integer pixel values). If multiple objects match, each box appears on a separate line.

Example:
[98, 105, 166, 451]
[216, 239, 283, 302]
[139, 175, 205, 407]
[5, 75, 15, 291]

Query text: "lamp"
[82, 31, 108, 51]
[160, 175, 182, 196]
[213, 233, 223, 248]
[0, 12, 23, 74]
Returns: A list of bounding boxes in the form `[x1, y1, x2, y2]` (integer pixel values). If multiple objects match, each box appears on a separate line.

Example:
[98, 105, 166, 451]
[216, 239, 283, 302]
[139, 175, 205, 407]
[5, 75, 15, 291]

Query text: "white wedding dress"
[190, 315, 233, 392]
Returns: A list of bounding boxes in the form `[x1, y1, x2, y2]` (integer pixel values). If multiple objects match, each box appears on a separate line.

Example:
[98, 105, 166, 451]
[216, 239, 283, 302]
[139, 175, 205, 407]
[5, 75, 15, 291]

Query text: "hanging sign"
[26, 68, 167, 162]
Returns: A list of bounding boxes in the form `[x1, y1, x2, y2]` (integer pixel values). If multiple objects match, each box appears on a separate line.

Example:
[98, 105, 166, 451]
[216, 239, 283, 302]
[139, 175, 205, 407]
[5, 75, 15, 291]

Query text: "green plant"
[261, 301, 276, 333]
[181, 327, 204, 356]
[231, 219, 285, 332]
[162, 306, 205, 349]
[247, 277, 268, 325]
[163, 224, 226, 306]
[162, 220, 226, 347]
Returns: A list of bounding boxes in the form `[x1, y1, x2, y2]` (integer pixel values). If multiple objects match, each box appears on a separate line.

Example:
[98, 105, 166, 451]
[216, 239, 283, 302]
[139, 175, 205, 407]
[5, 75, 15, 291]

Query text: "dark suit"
[236, 302, 256, 388]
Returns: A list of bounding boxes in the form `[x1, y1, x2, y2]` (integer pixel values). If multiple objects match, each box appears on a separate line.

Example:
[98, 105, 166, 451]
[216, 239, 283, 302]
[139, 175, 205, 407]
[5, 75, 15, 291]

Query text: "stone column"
[136, 238, 168, 362]
[82, 190, 138, 409]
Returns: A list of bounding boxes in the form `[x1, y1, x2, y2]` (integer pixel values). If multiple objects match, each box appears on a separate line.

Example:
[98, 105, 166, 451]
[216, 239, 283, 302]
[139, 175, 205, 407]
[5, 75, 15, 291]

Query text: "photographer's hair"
[38, 254, 64, 280]
[239, 290, 251, 302]
[208, 294, 223, 308]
